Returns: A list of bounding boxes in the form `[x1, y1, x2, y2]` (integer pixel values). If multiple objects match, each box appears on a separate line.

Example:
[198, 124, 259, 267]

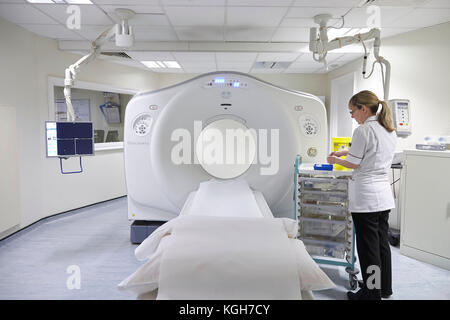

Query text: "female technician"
[327, 90, 397, 300]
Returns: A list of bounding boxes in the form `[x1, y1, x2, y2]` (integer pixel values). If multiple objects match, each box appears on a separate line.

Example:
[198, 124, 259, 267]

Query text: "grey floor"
[0, 197, 449, 300]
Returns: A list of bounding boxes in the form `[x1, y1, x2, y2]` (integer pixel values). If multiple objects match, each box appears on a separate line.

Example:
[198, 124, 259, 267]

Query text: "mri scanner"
[124, 71, 328, 242]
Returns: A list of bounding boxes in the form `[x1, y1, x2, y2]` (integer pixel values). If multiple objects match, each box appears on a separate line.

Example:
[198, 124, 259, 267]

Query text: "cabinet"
[295, 162, 358, 288]
[400, 150, 450, 270]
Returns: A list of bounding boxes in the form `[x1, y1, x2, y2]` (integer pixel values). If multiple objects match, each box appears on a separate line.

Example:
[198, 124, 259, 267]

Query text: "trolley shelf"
[294, 156, 360, 290]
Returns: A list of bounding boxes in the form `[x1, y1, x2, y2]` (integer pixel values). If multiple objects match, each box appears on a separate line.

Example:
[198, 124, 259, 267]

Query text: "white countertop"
[404, 149, 450, 158]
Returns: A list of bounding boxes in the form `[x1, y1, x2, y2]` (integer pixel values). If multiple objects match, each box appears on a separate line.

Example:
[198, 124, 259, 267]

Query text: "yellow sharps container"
[331, 137, 352, 171]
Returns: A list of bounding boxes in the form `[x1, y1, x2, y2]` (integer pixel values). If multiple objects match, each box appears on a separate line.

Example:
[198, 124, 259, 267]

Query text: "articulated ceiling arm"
[63, 9, 135, 122]
[310, 21, 391, 100]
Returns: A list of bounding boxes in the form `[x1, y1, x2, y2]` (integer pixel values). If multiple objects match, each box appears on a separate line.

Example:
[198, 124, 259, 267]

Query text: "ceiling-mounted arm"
[64, 9, 135, 122]
[310, 15, 391, 100]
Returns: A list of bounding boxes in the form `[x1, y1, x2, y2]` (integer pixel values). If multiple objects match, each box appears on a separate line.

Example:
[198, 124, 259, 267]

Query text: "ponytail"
[378, 100, 395, 133]
[349, 90, 396, 133]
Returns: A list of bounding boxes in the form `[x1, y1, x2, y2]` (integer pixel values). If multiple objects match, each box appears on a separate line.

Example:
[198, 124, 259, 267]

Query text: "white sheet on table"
[156, 215, 301, 300]
[181, 190, 273, 218]
[119, 216, 334, 298]
[186, 179, 263, 218]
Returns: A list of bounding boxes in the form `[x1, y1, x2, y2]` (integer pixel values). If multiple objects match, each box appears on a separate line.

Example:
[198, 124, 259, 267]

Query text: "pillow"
[187, 179, 263, 218]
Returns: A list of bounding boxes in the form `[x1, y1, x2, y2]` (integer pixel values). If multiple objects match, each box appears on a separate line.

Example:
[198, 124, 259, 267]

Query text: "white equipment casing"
[388, 99, 411, 137]
[124, 72, 327, 222]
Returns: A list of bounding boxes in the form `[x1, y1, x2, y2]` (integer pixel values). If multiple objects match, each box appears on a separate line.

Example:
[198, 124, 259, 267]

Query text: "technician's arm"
[327, 155, 359, 169]
[328, 149, 349, 158]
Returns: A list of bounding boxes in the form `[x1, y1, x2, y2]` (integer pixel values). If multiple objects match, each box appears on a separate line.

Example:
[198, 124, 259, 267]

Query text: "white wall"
[327, 22, 450, 151]
[0, 17, 160, 239]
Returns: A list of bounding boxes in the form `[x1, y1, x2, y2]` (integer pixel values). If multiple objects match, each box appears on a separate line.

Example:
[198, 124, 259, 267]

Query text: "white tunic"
[345, 115, 397, 213]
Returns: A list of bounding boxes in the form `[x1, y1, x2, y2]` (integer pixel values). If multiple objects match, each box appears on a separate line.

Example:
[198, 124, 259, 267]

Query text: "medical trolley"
[294, 156, 359, 290]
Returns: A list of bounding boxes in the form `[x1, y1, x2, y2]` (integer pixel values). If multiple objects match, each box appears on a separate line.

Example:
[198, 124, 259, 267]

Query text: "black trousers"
[352, 210, 393, 298]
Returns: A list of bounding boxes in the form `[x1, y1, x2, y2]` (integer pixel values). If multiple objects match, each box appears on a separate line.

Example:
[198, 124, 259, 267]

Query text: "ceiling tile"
[164, 6, 224, 26]
[215, 52, 257, 62]
[183, 67, 217, 73]
[250, 68, 284, 73]
[383, 8, 450, 28]
[98, 4, 164, 15]
[284, 67, 319, 73]
[217, 68, 251, 73]
[75, 25, 113, 41]
[271, 27, 310, 42]
[421, 0, 450, 8]
[293, 0, 361, 7]
[216, 61, 253, 69]
[133, 26, 178, 41]
[174, 26, 223, 41]
[19, 24, 84, 40]
[179, 61, 216, 68]
[92, 0, 160, 4]
[256, 52, 300, 62]
[34, 4, 114, 25]
[161, 0, 225, 6]
[108, 13, 170, 26]
[341, 7, 414, 28]
[280, 17, 340, 27]
[126, 51, 175, 61]
[151, 68, 185, 73]
[287, 6, 351, 18]
[0, 4, 58, 24]
[227, 0, 293, 6]
[226, 6, 289, 27]
[380, 27, 416, 38]
[289, 61, 322, 68]
[173, 51, 216, 62]
[225, 26, 275, 41]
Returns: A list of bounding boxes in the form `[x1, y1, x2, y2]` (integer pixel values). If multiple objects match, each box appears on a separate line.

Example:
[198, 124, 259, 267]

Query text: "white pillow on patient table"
[188, 178, 263, 218]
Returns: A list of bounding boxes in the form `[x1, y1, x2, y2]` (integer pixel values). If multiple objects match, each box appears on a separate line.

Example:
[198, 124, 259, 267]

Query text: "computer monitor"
[45, 121, 94, 157]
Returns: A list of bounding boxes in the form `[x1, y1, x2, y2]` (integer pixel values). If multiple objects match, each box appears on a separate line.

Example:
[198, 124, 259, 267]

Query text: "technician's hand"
[328, 151, 338, 157]
[327, 156, 337, 164]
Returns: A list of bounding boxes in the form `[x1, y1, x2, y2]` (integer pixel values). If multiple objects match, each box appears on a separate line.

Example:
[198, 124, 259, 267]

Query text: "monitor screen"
[46, 121, 94, 157]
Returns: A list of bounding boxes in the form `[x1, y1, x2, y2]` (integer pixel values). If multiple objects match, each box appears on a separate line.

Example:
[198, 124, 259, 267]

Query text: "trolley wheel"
[349, 275, 358, 290]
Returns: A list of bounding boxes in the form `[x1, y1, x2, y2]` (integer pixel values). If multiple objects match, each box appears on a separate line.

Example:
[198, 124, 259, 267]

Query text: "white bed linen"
[118, 179, 335, 299]
[185, 179, 263, 218]
[181, 190, 273, 218]
[156, 215, 301, 299]
[119, 216, 335, 299]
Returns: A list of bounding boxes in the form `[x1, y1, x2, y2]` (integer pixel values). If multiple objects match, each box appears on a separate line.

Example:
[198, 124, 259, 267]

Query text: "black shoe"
[347, 288, 381, 300]
[381, 292, 392, 299]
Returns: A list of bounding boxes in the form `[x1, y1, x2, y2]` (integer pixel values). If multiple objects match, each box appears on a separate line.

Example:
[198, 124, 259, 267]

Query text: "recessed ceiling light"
[155, 61, 166, 68]
[65, 0, 93, 3]
[163, 61, 181, 68]
[141, 61, 161, 68]
[27, 0, 55, 3]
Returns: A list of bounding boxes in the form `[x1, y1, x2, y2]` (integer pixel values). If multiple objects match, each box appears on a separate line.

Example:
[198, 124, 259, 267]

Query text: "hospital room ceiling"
[0, 0, 449, 74]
